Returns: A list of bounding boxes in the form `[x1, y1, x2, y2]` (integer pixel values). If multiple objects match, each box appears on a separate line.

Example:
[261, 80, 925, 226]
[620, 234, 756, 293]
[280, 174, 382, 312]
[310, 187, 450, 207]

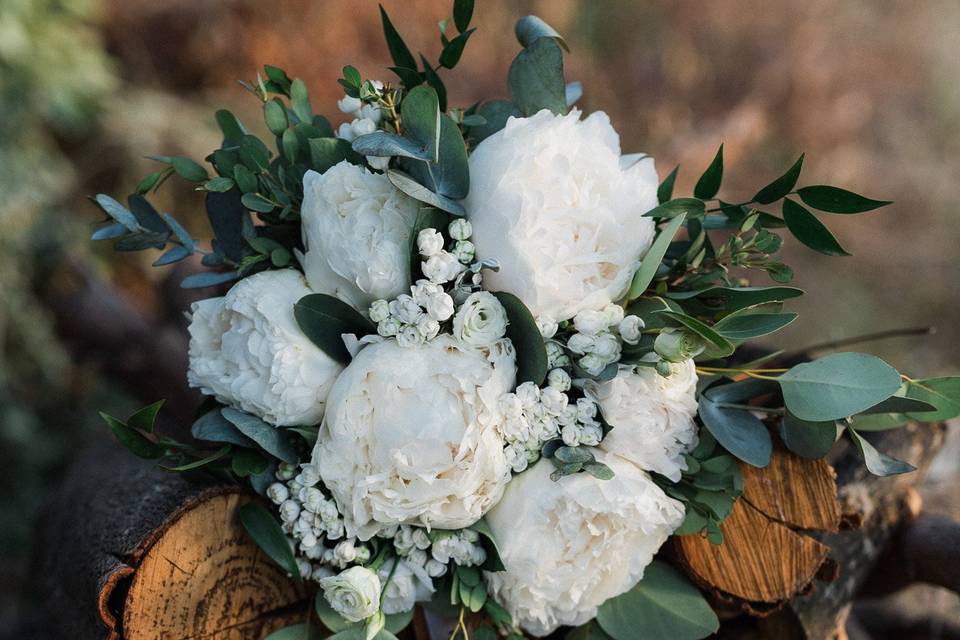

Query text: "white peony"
[299, 161, 420, 310]
[187, 269, 343, 426]
[452, 291, 509, 347]
[314, 335, 516, 539]
[463, 109, 659, 322]
[584, 360, 700, 482]
[377, 558, 435, 615]
[319, 566, 381, 622]
[484, 453, 685, 637]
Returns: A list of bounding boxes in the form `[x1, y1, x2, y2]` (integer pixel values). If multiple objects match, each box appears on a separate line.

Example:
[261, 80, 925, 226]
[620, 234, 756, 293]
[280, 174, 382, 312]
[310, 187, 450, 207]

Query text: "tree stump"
[30, 440, 307, 640]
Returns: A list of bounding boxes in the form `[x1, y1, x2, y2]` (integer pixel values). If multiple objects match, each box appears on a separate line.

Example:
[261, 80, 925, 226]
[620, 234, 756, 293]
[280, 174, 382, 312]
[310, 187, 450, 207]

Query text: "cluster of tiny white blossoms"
[368, 220, 482, 348]
[497, 370, 604, 473]
[392, 525, 486, 579]
[543, 304, 644, 376]
[334, 82, 389, 170]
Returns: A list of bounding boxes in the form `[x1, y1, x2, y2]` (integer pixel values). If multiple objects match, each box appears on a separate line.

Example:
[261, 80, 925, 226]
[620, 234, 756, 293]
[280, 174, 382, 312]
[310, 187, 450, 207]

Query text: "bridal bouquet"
[92, 3, 958, 639]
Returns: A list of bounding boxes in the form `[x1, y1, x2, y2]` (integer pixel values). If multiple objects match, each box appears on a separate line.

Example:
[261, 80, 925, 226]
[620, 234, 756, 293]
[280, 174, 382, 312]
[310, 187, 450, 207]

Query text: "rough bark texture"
[30, 439, 306, 640]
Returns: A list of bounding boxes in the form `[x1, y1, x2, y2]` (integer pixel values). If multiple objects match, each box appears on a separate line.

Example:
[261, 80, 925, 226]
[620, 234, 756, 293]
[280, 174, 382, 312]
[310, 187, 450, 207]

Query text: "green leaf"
[232, 448, 269, 477]
[400, 86, 441, 162]
[238, 502, 301, 581]
[642, 198, 705, 219]
[136, 171, 163, 194]
[263, 65, 293, 93]
[597, 560, 719, 640]
[439, 28, 475, 69]
[626, 213, 687, 301]
[100, 412, 163, 459]
[127, 400, 164, 432]
[508, 37, 567, 116]
[351, 131, 432, 161]
[171, 156, 209, 182]
[753, 154, 804, 204]
[192, 409, 257, 447]
[221, 408, 299, 463]
[402, 114, 470, 201]
[514, 15, 569, 51]
[265, 624, 324, 640]
[713, 312, 797, 341]
[782, 198, 850, 256]
[657, 166, 679, 204]
[180, 271, 238, 289]
[91, 223, 128, 241]
[656, 310, 734, 356]
[899, 377, 960, 421]
[777, 413, 838, 459]
[778, 352, 902, 422]
[469, 100, 520, 144]
[294, 293, 377, 365]
[420, 55, 448, 112]
[206, 190, 254, 262]
[164, 445, 231, 472]
[859, 396, 937, 415]
[566, 81, 583, 107]
[94, 194, 139, 231]
[846, 426, 916, 476]
[469, 517, 506, 572]
[797, 185, 891, 213]
[379, 4, 418, 73]
[308, 138, 363, 173]
[492, 292, 548, 386]
[205, 176, 235, 193]
[152, 245, 191, 267]
[388, 65, 423, 89]
[693, 145, 723, 200]
[555, 446, 594, 464]
[315, 593, 353, 632]
[215, 109, 247, 145]
[264, 98, 289, 135]
[453, 0, 474, 32]
[385, 609, 413, 634]
[666, 285, 804, 316]
[387, 169, 465, 216]
[128, 194, 167, 232]
[567, 621, 615, 640]
[290, 79, 312, 123]
[584, 461, 615, 480]
[241, 193, 276, 213]
[697, 395, 772, 467]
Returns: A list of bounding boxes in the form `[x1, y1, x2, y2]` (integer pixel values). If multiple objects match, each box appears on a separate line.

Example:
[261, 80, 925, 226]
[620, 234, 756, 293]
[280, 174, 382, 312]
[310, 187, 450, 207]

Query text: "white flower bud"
[337, 95, 363, 114]
[312, 565, 335, 582]
[567, 332, 597, 355]
[416, 315, 440, 340]
[618, 315, 643, 345]
[602, 304, 625, 327]
[540, 386, 569, 416]
[396, 325, 424, 348]
[592, 332, 621, 360]
[417, 228, 445, 257]
[394, 526, 416, 556]
[336, 122, 356, 141]
[498, 393, 524, 419]
[276, 463, 298, 481]
[424, 291, 454, 322]
[579, 354, 607, 376]
[448, 218, 473, 241]
[545, 341, 571, 368]
[266, 483, 289, 505]
[279, 500, 301, 523]
[452, 240, 475, 264]
[547, 368, 571, 392]
[573, 309, 609, 335]
[377, 317, 402, 337]
[297, 464, 321, 487]
[389, 294, 423, 325]
[460, 529, 480, 543]
[360, 103, 383, 123]
[334, 539, 358, 565]
[557, 404, 579, 426]
[410, 279, 442, 305]
[505, 443, 529, 473]
[355, 546, 372, 564]
[319, 566, 382, 622]
[577, 398, 598, 422]
[297, 557, 314, 579]
[369, 299, 390, 322]
[350, 117, 377, 138]
[301, 487, 325, 513]
[422, 251, 465, 284]
[300, 532, 318, 550]
[561, 424, 580, 447]
[515, 382, 541, 408]
[426, 559, 448, 577]
[536, 316, 559, 339]
[408, 548, 428, 567]
[580, 424, 603, 446]
[412, 528, 432, 550]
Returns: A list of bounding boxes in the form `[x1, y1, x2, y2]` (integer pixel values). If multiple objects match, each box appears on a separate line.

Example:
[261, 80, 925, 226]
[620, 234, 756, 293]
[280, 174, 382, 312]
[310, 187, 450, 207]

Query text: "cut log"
[30, 439, 307, 640]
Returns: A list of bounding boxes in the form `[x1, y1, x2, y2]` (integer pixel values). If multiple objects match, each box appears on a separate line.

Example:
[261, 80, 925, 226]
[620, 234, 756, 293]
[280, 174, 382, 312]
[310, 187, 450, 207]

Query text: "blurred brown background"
[1, 0, 957, 637]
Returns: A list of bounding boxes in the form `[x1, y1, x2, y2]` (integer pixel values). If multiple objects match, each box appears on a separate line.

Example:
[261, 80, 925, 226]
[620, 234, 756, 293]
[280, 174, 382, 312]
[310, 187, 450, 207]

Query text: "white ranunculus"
[377, 558, 435, 615]
[319, 566, 381, 622]
[299, 161, 420, 310]
[314, 335, 516, 539]
[464, 109, 659, 322]
[187, 270, 343, 426]
[452, 291, 509, 347]
[484, 453, 685, 637]
[584, 360, 699, 482]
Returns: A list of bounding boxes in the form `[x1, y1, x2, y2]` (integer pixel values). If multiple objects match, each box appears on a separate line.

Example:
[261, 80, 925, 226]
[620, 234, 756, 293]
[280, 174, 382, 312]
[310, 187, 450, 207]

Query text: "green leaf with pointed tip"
[192, 409, 257, 447]
[379, 4, 417, 72]
[626, 213, 687, 301]
[859, 396, 937, 415]
[164, 445, 231, 472]
[900, 377, 960, 421]
[778, 352, 902, 422]
[351, 131, 432, 161]
[656, 310, 734, 356]
[308, 138, 363, 173]
[597, 561, 719, 640]
[215, 109, 247, 145]
[290, 78, 312, 123]
[439, 28, 475, 69]
[387, 169, 465, 215]
[666, 285, 804, 316]
[782, 198, 850, 256]
[797, 185, 892, 213]
[846, 426, 916, 476]
[400, 86, 440, 161]
[713, 312, 797, 341]
[643, 198, 705, 219]
[693, 145, 723, 199]
[777, 413, 838, 459]
[508, 37, 567, 116]
[454, 0, 474, 32]
[127, 400, 165, 432]
[515, 15, 569, 51]
[264, 98, 289, 135]
[657, 166, 679, 204]
[698, 394, 772, 467]
[94, 194, 139, 231]
[469, 100, 520, 143]
[293, 293, 376, 365]
[100, 412, 163, 459]
[753, 154, 804, 204]
[221, 408, 299, 463]
[171, 156, 209, 182]
[493, 292, 548, 386]
[238, 502, 301, 582]
[469, 517, 506, 572]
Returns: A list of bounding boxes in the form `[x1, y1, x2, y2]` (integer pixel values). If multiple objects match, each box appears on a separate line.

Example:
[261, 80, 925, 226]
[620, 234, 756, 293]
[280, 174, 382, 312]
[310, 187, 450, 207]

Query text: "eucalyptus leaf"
[379, 5, 417, 73]
[658, 166, 679, 204]
[859, 396, 937, 415]
[846, 426, 916, 476]
[215, 109, 247, 145]
[290, 79, 312, 123]
[693, 145, 723, 200]
[666, 285, 804, 316]
[128, 193, 167, 232]
[238, 502, 301, 581]
[493, 292, 548, 386]
[753, 154, 804, 204]
[596, 561, 719, 640]
[469, 517, 506, 571]
[778, 352, 903, 422]
[469, 100, 520, 143]
[180, 271, 238, 289]
[565, 81, 583, 107]
[264, 98, 289, 135]
[351, 131, 433, 161]
[164, 445, 231, 472]
[91, 223, 128, 241]
[439, 28, 475, 69]
[713, 312, 797, 341]
[294, 293, 377, 365]
[508, 37, 567, 116]
[625, 213, 687, 301]
[308, 137, 363, 173]
[401, 114, 470, 201]
[643, 198, 705, 219]
[100, 412, 162, 459]
[782, 198, 850, 256]
[797, 185, 891, 213]
[221, 408, 299, 463]
[206, 189, 254, 262]
[94, 194, 139, 231]
[515, 14, 569, 51]
[698, 394, 772, 467]
[399, 86, 440, 162]
[656, 310, 734, 356]
[453, 0, 474, 32]
[152, 245, 191, 267]
[387, 169, 465, 216]
[192, 409, 257, 447]
[899, 376, 960, 421]
[777, 413, 839, 459]
[171, 156, 209, 182]
[265, 624, 324, 640]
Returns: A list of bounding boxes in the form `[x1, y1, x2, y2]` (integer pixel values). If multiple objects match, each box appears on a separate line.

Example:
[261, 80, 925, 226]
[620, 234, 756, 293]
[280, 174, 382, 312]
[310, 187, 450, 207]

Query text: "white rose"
[453, 291, 508, 347]
[314, 335, 516, 539]
[422, 250, 465, 284]
[464, 109, 658, 322]
[573, 309, 609, 335]
[377, 558, 435, 615]
[417, 228, 445, 257]
[299, 161, 420, 310]
[319, 566, 381, 622]
[618, 315, 643, 344]
[187, 270, 343, 426]
[584, 360, 699, 482]
[484, 453, 685, 636]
